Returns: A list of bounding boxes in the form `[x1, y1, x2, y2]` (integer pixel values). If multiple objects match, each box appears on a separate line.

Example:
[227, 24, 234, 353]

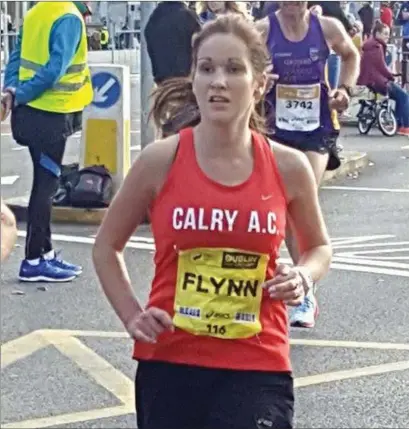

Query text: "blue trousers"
[388, 82, 409, 128]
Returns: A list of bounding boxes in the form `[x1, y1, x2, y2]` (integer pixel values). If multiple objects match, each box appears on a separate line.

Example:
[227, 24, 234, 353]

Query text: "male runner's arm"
[320, 16, 360, 111]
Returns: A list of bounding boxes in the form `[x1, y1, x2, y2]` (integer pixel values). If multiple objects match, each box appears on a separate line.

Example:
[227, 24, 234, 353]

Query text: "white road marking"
[89, 234, 154, 243]
[1, 175, 19, 185]
[15, 231, 409, 277]
[322, 186, 409, 193]
[402, 145, 409, 149]
[333, 256, 409, 271]
[334, 241, 409, 250]
[17, 231, 155, 251]
[330, 262, 409, 278]
[337, 247, 409, 257]
[11, 146, 26, 151]
[331, 235, 395, 247]
[130, 145, 141, 151]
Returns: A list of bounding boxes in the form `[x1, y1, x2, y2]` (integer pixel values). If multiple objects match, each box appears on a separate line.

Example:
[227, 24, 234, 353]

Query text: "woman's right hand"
[126, 307, 174, 343]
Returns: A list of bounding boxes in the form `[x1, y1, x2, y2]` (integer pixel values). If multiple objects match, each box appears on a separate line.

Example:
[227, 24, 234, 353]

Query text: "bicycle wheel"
[357, 115, 374, 135]
[377, 107, 397, 136]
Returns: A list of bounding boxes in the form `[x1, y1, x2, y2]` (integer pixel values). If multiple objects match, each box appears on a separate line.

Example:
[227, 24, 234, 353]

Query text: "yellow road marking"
[29, 329, 409, 351]
[1, 329, 409, 428]
[291, 338, 409, 351]
[1, 405, 134, 429]
[1, 331, 50, 370]
[53, 336, 134, 405]
[295, 360, 409, 388]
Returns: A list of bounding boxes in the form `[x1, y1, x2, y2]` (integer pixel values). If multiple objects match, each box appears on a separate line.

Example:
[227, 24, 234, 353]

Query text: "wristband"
[294, 266, 314, 295]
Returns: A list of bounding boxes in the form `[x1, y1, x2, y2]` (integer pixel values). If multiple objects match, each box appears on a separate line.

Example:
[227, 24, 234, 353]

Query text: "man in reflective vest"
[100, 25, 109, 50]
[1, 2, 93, 283]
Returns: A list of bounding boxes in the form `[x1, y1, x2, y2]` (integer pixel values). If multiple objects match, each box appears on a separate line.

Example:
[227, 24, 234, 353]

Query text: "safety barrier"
[80, 64, 131, 193]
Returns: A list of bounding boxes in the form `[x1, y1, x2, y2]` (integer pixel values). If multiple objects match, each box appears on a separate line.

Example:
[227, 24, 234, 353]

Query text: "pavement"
[1, 89, 409, 427]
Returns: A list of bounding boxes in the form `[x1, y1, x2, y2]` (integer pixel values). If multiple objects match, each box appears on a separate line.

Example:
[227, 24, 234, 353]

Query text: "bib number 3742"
[276, 83, 321, 132]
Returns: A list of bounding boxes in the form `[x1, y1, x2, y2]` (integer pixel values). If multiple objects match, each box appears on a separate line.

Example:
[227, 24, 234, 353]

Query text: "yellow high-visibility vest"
[19, 1, 93, 113]
[101, 28, 109, 45]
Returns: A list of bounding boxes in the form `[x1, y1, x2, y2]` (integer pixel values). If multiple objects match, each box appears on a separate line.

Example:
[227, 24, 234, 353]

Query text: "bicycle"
[356, 86, 398, 137]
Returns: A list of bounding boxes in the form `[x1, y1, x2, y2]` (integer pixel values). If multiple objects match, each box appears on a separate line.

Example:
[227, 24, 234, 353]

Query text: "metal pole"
[140, 1, 156, 149]
[21, 1, 28, 19]
[3, 1, 10, 64]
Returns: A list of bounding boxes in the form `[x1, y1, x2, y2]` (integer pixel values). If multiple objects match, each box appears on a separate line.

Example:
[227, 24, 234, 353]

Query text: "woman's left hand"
[263, 264, 305, 307]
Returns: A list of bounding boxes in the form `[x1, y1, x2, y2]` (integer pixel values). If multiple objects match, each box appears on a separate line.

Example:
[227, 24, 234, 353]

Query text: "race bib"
[173, 248, 269, 340]
[276, 83, 321, 132]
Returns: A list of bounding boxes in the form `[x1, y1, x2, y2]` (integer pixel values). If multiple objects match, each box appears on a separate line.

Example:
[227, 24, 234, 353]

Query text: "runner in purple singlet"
[257, 1, 360, 328]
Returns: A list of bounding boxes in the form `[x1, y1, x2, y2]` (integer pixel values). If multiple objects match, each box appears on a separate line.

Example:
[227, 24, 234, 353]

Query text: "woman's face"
[376, 26, 390, 43]
[207, 2, 226, 13]
[192, 33, 261, 126]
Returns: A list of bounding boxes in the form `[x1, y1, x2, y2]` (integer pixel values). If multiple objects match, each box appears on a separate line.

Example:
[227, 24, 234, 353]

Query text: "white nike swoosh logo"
[261, 195, 273, 201]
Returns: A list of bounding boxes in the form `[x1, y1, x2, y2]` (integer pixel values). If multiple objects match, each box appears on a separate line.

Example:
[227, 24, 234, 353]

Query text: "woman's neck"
[194, 121, 252, 156]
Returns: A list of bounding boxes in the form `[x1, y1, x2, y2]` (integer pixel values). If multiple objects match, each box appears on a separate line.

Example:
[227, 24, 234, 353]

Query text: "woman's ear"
[254, 72, 267, 102]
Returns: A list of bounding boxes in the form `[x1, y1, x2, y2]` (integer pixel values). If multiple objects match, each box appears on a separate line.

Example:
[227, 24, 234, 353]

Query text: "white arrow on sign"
[93, 77, 117, 104]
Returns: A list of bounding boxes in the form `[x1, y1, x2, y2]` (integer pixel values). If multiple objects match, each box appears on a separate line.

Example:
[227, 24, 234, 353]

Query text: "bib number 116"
[206, 324, 226, 336]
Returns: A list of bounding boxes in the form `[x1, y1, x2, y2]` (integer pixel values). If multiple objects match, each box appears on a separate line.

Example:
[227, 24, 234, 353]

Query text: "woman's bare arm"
[93, 136, 179, 328]
[273, 144, 332, 281]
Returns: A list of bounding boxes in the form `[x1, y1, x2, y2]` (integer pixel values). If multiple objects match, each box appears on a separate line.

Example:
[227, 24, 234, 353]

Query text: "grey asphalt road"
[1, 118, 409, 427]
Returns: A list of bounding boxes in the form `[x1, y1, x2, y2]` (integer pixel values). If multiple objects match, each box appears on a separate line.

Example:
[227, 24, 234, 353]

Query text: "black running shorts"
[272, 132, 341, 171]
[135, 360, 294, 429]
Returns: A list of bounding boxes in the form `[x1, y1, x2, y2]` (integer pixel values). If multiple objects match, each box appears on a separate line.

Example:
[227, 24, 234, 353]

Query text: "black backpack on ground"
[53, 163, 80, 207]
[69, 165, 113, 208]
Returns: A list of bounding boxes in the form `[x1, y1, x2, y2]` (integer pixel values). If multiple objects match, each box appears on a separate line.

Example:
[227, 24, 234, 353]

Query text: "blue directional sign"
[91, 72, 121, 108]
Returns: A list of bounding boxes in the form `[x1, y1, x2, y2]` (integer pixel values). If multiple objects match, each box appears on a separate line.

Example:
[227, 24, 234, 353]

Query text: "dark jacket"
[308, 1, 353, 33]
[357, 36, 394, 94]
[358, 3, 375, 37]
[144, 1, 201, 84]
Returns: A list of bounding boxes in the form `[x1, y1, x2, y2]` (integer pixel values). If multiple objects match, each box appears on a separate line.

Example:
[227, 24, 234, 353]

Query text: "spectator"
[259, 1, 280, 19]
[398, 1, 409, 37]
[359, 1, 375, 40]
[1, 1, 93, 282]
[196, 1, 251, 23]
[144, 2, 201, 85]
[352, 20, 364, 53]
[308, 1, 354, 34]
[358, 20, 409, 135]
[380, 2, 394, 28]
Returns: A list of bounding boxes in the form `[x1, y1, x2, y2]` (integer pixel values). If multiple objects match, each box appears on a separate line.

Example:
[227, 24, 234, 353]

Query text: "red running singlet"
[133, 128, 291, 372]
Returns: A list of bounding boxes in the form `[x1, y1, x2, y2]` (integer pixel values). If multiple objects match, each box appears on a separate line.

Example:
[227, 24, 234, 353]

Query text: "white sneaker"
[289, 292, 319, 328]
